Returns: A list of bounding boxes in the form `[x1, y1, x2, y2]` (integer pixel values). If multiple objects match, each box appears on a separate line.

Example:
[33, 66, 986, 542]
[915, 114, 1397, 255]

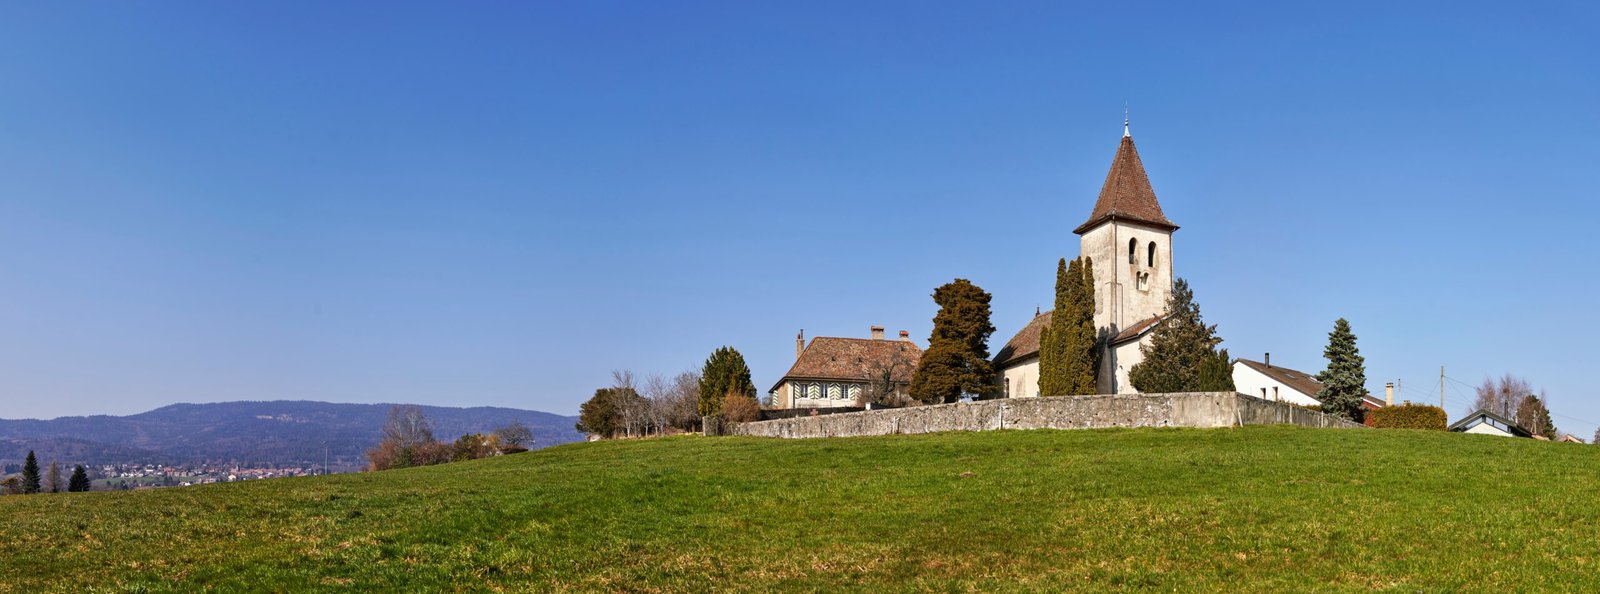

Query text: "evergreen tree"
[1315, 318, 1368, 421]
[910, 279, 998, 403]
[576, 386, 635, 438]
[68, 465, 91, 493]
[698, 347, 756, 418]
[1128, 279, 1230, 393]
[1065, 256, 1099, 394]
[1515, 394, 1558, 438]
[20, 451, 40, 495]
[1036, 258, 1072, 396]
[46, 461, 63, 494]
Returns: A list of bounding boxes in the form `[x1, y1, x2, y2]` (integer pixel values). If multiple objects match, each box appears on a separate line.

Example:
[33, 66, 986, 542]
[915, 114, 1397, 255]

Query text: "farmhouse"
[995, 121, 1177, 396]
[769, 327, 923, 409]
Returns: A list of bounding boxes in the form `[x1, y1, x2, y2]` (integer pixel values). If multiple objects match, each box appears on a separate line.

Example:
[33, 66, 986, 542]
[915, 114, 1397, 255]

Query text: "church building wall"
[1079, 220, 1173, 334]
[1001, 357, 1040, 398]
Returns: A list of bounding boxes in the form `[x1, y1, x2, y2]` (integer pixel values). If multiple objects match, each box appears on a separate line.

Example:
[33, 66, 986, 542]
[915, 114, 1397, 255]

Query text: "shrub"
[1367, 404, 1447, 430]
[720, 393, 762, 423]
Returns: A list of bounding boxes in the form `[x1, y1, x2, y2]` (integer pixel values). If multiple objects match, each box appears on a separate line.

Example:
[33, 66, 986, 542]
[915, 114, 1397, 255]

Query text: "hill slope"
[1, 426, 1596, 592]
[0, 401, 582, 470]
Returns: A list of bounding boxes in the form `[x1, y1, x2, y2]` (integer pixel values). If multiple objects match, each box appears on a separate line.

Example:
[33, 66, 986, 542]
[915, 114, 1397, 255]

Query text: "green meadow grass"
[2, 426, 1599, 592]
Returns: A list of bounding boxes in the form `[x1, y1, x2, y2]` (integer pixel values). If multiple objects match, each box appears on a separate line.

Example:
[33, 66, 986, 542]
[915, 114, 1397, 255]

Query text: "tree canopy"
[1315, 318, 1368, 422]
[698, 347, 756, 418]
[1039, 257, 1098, 396]
[1128, 279, 1234, 393]
[910, 279, 998, 403]
[1515, 394, 1557, 438]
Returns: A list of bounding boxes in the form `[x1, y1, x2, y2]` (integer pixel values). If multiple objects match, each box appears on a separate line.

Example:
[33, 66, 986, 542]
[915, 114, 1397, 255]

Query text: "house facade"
[1448, 409, 1532, 438]
[994, 123, 1177, 396]
[770, 326, 923, 409]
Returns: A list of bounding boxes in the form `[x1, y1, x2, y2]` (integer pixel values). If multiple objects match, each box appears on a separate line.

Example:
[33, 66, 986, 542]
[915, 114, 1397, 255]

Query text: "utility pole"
[1440, 366, 1446, 411]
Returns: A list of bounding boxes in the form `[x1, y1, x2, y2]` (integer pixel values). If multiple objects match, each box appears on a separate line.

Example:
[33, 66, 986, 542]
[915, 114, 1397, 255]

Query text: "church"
[993, 121, 1177, 396]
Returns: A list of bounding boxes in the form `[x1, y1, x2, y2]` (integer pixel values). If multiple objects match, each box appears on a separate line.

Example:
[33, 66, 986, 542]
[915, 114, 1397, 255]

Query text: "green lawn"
[2, 426, 1598, 592]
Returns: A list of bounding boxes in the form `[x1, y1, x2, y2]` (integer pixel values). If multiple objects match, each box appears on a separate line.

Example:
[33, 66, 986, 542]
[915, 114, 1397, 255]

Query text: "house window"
[827, 383, 842, 400]
[1261, 388, 1268, 399]
[1272, 387, 1279, 401]
[1128, 238, 1138, 264]
[1147, 242, 1156, 268]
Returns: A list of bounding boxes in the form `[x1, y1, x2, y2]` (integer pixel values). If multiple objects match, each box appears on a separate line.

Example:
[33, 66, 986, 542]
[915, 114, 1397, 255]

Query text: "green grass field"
[3, 426, 1598, 592]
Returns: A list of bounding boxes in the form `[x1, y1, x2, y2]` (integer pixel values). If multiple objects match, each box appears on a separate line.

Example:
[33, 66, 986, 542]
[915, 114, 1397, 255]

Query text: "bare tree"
[494, 421, 534, 452]
[855, 346, 916, 408]
[382, 405, 436, 448]
[611, 370, 655, 438]
[45, 461, 63, 494]
[1473, 374, 1533, 418]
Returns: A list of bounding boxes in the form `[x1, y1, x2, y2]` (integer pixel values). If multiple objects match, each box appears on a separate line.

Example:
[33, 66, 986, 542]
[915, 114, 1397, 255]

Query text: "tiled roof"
[993, 312, 1165, 368]
[1110, 314, 1165, 344]
[771, 337, 923, 393]
[992, 310, 1052, 368]
[1074, 135, 1177, 234]
[1235, 358, 1324, 400]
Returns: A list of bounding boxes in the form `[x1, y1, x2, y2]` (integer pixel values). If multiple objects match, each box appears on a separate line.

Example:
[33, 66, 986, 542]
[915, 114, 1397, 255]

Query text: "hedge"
[1367, 404, 1447, 430]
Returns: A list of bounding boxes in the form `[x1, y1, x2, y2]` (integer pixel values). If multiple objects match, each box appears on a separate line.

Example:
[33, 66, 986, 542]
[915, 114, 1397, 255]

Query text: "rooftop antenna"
[1123, 102, 1130, 138]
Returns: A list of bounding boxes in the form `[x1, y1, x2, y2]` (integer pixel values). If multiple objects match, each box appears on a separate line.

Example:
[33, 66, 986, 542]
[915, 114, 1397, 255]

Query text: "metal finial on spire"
[1123, 103, 1130, 138]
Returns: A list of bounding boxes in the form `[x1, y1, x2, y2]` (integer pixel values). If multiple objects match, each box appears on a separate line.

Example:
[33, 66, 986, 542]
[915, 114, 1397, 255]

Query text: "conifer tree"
[1315, 318, 1368, 421]
[1515, 394, 1557, 438]
[910, 279, 998, 403]
[698, 347, 756, 417]
[21, 451, 41, 494]
[68, 465, 91, 493]
[1037, 258, 1072, 396]
[1128, 279, 1233, 393]
[1065, 256, 1099, 394]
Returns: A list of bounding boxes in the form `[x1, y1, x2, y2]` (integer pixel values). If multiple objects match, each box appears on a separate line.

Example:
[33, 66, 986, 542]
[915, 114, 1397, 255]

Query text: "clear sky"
[2, 3, 1597, 435]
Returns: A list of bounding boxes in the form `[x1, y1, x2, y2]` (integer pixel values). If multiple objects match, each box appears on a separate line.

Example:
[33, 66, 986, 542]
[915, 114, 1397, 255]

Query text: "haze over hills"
[0, 401, 582, 471]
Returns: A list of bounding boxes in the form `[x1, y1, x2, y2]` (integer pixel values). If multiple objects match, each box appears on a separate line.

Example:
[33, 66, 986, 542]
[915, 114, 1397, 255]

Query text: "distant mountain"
[0, 401, 582, 471]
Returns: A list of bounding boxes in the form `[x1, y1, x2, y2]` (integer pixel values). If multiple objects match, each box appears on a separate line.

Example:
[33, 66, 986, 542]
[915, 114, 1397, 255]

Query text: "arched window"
[1147, 242, 1156, 267]
[1128, 238, 1138, 264]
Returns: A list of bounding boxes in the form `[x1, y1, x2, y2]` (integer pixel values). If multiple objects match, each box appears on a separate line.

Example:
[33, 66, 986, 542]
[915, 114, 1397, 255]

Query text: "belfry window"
[1147, 242, 1156, 268]
[1128, 238, 1138, 264]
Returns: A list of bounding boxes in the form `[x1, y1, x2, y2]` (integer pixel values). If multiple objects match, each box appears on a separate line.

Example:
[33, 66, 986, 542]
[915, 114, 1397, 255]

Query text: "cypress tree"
[21, 451, 41, 494]
[68, 465, 91, 493]
[910, 279, 999, 403]
[1315, 318, 1368, 421]
[1037, 258, 1072, 396]
[1065, 256, 1099, 394]
[698, 347, 755, 418]
[1128, 279, 1230, 393]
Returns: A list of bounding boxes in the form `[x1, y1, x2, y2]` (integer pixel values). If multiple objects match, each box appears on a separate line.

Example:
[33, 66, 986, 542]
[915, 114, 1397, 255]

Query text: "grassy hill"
[2, 426, 1598, 592]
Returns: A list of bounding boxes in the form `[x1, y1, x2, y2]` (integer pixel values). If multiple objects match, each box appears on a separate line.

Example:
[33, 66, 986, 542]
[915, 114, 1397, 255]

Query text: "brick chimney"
[870, 325, 885, 340]
[796, 330, 805, 358]
[1385, 382, 1394, 406]
[899, 330, 910, 342]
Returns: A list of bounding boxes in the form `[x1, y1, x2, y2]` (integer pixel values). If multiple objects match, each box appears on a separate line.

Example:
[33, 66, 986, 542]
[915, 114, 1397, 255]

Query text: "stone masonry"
[730, 392, 1363, 439]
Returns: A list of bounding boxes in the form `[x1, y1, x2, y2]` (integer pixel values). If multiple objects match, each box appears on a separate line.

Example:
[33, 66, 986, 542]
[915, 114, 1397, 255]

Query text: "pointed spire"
[1073, 130, 1178, 235]
[1123, 103, 1130, 138]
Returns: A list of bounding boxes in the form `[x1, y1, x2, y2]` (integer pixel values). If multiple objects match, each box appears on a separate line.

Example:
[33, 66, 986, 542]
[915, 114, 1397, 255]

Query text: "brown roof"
[1074, 135, 1178, 235]
[992, 310, 1052, 367]
[1235, 358, 1324, 399]
[1110, 314, 1165, 344]
[771, 337, 923, 392]
[993, 312, 1165, 368]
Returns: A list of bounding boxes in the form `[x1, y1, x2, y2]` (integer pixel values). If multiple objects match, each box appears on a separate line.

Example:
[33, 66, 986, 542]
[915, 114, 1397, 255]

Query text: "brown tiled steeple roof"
[1073, 135, 1178, 235]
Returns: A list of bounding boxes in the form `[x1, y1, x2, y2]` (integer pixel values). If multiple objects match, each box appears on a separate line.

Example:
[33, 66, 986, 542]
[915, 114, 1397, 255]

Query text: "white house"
[994, 122, 1175, 396]
[1231, 356, 1326, 407]
[770, 326, 923, 409]
[1448, 410, 1532, 438]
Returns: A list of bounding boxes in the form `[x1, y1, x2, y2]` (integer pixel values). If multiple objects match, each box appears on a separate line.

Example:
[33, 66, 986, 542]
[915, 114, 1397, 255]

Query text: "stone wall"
[731, 392, 1363, 439]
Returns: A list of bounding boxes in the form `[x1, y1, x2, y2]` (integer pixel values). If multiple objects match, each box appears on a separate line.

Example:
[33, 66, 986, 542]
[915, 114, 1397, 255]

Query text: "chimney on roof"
[796, 330, 804, 359]
[1385, 382, 1394, 406]
[1265, 353, 1271, 368]
[899, 330, 910, 342]
[870, 325, 885, 340]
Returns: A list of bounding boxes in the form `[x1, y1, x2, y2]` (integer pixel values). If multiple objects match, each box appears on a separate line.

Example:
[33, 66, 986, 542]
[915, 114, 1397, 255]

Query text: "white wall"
[1462, 421, 1515, 437]
[1079, 220, 1173, 333]
[1231, 363, 1321, 407]
[1000, 357, 1040, 398]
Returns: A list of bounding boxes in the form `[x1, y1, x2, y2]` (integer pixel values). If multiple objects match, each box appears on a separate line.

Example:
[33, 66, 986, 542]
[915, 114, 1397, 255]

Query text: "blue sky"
[2, 3, 1597, 435]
